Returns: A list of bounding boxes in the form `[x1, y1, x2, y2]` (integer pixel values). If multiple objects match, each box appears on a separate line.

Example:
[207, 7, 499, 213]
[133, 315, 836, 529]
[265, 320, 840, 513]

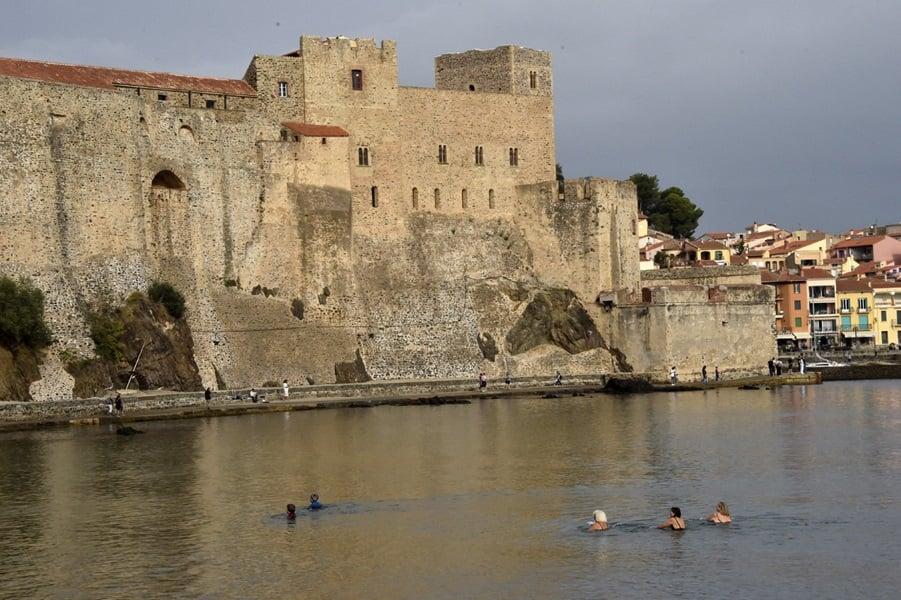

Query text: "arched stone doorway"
[147, 170, 191, 281]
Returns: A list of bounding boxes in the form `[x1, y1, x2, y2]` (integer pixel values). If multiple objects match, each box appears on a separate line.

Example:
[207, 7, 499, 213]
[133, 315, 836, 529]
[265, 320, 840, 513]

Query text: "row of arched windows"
[409, 188, 496, 210]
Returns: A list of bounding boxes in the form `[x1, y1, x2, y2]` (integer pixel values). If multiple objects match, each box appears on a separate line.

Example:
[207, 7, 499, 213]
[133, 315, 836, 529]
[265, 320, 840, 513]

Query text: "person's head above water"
[671, 507, 682, 518]
[593, 510, 607, 524]
[287, 503, 296, 515]
[716, 501, 730, 516]
[310, 494, 319, 503]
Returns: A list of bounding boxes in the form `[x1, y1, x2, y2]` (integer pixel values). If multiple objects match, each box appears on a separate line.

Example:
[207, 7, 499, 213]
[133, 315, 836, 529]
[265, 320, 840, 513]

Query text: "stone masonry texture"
[0, 35, 775, 400]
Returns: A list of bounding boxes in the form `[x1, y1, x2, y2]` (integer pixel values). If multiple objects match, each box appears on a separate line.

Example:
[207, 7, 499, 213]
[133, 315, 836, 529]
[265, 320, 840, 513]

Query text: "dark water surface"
[1, 381, 899, 599]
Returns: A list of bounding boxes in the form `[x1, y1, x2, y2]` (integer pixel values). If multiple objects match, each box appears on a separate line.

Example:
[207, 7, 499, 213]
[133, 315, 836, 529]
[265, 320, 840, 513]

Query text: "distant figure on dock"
[768, 358, 775, 376]
[250, 388, 258, 403]
[287, 503, 297, 520]
[707, 501, 732, 524]
[589, 510, 608, 531]
[715, 366, 720, 382]
[114, 393, 124, 415]
[505, 373, 511, 385]
[670, 367, 677, 385]
[106, 397, 115, 415]
[799, 357, 806, 374]
[204, 387, 212, 401]
[309, 494, 323, 510]
[702, 365, 708, 384]
[775, 359, 783, 376]
[658, 507, 685, 531]
[554, 371, 563, 386]
[282, 379, 290, 398]
[478, 372, 488, 390]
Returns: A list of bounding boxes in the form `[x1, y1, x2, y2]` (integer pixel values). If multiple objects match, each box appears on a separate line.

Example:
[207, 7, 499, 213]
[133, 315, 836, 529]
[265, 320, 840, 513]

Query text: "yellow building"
[837, 279, 901, 347]
[872, 281, 901, 347]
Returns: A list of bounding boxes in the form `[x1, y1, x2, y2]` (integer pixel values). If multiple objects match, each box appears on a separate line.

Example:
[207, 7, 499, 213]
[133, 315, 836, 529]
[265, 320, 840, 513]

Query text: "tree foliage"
[88, 312, 126, 362]
[629, 173, 703, 239]
[148, 281, 186, 319]
[0, 276, 52, 349]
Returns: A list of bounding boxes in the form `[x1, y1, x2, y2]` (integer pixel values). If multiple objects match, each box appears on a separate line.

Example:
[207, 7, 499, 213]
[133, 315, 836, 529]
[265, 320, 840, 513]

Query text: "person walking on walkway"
[768, 358, 775, 376]
[114, 393, 124, 415]
[714, 366, 720, 382]
[670, 367, 678, 385]
[702, 365, 708, 384]
[554, 371, 563, 386]
[799, 357, 806, 374]
[282, 379, 290, 399]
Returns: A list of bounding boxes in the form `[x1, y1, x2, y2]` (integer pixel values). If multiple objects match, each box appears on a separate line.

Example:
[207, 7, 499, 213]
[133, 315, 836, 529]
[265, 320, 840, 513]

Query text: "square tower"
[435, 45, 552, 96]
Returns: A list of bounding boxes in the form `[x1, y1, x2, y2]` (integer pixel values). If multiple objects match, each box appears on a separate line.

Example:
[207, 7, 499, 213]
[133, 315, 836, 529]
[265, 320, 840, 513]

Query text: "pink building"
[830, 235, 901, 264]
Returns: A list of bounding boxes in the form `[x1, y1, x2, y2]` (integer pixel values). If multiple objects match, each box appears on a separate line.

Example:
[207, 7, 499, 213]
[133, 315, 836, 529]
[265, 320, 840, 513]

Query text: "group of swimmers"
[286, 494, 323, 519]
[588, 502, 732, 531]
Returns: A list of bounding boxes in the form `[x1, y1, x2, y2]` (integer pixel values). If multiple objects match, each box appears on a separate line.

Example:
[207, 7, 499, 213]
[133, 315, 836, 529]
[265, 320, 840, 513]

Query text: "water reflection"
[1, 382, 899, 599]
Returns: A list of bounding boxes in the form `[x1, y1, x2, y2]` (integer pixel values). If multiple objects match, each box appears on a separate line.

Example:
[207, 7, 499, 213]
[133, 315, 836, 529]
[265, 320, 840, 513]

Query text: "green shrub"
[0, 276, 52, 349]
[88, 312, 125, 362]
[126, 291, 144, 304]
[148, 281, 186, 319]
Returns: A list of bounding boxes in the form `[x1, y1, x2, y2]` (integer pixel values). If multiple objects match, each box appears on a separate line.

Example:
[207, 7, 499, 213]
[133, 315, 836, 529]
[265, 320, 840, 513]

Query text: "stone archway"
[147, 170, 191, 281]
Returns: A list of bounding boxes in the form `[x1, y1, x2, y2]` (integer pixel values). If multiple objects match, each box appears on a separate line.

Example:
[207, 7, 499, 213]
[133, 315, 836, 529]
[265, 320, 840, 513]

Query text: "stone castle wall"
[0, 35, 775, 399]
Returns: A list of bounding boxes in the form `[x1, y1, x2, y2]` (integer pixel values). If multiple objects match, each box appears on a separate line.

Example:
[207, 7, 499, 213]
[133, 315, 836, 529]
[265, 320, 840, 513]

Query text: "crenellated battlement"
[298, 35, 397, 61]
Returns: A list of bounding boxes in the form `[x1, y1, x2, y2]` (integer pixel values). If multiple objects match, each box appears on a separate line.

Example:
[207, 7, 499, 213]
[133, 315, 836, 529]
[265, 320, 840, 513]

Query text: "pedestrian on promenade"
[714, 366, 720, 382]
[702, 365, 708, 384]
[505, 373, 511, 386]
[670, 367, 677, 385]
[554, 371, 563, 385]
[799, 357, 806, 374]
[775, 359, 783, 376]
[478, 372, 488, 390]
[768, 358, 775, 376]
[250, 388, 258, 403]
[204, 387, 212, 401]
[282, 379, 290, 398]
[114, 393, 124, 415]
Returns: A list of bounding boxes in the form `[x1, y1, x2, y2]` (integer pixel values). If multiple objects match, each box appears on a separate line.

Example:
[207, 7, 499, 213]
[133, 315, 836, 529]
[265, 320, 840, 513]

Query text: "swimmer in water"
[287, 503, 297, 520]
[308, 494, 323, 510]
[658, 506, 686, 530]
[707, 501, 732, 524]
[588, 510, 608, 531]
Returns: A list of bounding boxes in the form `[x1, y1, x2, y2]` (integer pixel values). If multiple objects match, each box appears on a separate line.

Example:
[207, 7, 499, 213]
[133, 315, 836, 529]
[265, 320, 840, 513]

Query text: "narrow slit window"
[278, 81, 289, 97]
[351, 69, 363, 91]
[475, 146, 484, 166]
[438, 144, 447, 164]
[488, 189, 495, 209]
[205, 99, 216, 109]
[371, 186, 378, 208]
[358, 147, 370, 166]
[412, 187, 419, 209]
[157, 93, 168, 101]
[529, 71, 537, 89]
[434, 188, 441, 209]
[509, 147, 519, 166]
[461, 189, 468, 209]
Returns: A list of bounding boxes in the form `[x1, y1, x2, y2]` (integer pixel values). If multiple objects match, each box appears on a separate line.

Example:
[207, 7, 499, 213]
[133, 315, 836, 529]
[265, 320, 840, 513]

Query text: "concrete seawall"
[0, 372, 825, 432]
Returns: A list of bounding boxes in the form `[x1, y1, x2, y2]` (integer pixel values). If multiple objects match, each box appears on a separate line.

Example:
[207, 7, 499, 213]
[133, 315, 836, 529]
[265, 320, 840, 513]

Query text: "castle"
[0, 36, 774, 400]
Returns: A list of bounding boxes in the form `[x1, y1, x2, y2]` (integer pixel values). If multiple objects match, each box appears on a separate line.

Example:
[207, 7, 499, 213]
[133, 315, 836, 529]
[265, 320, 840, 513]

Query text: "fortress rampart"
[0, 36, 774, 400]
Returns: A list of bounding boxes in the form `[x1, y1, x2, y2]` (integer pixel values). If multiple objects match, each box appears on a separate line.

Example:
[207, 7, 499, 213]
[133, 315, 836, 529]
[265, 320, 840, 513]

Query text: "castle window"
[529, 71, 537, 89]
[488, 189, 495, 209]
[157, 93, 168, 101]
[412, 187, 419, 209]
[475, 146, 484, 166]
[371, 186, 379, 208]
[205, 99, 216, 109]
[438, 144, 447, 164]
[278, 81, 289, 97]
[469, 84, 475, 91]
[351, 69, 363, 91]
[280, 130, 288, 142]
[358, 147, 370, 166]
[461, 189, 468, 209]
[434, 188, 441, 209]
[509, 147, 519, 166]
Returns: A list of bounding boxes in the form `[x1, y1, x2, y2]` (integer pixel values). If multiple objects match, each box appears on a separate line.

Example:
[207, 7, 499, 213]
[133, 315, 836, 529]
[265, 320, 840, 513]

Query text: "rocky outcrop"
[506, 289, 603, 355]
[65, 295, 201, 398]
[0, 345, 41, 402]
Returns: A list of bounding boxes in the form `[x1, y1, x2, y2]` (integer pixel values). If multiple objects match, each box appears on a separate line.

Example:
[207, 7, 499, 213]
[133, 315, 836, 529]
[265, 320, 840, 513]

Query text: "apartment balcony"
[809, 311, 837, 318]
[857, 307, 869, 314]
[841, 324, 871, 332]
[839, 308, 852, 314]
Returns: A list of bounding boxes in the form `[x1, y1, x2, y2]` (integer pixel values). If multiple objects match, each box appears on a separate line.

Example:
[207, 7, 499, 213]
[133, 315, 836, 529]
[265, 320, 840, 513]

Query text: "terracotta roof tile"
[282, 122, 349, 137]
[0, 56, 256, 96]
[761, 270, 806, 283]
[801, 267, 833, 280]
[830, 235, 889, 250]
[692, 239, 729, 250]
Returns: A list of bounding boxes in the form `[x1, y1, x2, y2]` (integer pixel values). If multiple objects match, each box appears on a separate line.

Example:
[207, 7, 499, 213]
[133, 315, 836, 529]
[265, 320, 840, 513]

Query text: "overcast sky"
[2, 0, 898, 233]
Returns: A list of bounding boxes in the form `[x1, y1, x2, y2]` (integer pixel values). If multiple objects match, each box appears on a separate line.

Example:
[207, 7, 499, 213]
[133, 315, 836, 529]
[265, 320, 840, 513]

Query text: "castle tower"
[434, 45, 552, 96]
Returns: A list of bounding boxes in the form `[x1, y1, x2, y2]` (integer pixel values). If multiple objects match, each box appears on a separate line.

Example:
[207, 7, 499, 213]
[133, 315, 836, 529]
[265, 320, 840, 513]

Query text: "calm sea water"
[1, 381, 899, 599]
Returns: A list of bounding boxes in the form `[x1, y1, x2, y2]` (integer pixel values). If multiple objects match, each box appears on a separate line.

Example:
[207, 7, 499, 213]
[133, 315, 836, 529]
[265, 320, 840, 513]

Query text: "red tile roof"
[0, 56, 256, 96]
[281, 122, 350, 137]
[700, 231, 732, 240]
[692, 239, 729, 250]
[830, 235, 888, 250]
[761, 270, 806, 284]
[801, 267, 833, 280]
